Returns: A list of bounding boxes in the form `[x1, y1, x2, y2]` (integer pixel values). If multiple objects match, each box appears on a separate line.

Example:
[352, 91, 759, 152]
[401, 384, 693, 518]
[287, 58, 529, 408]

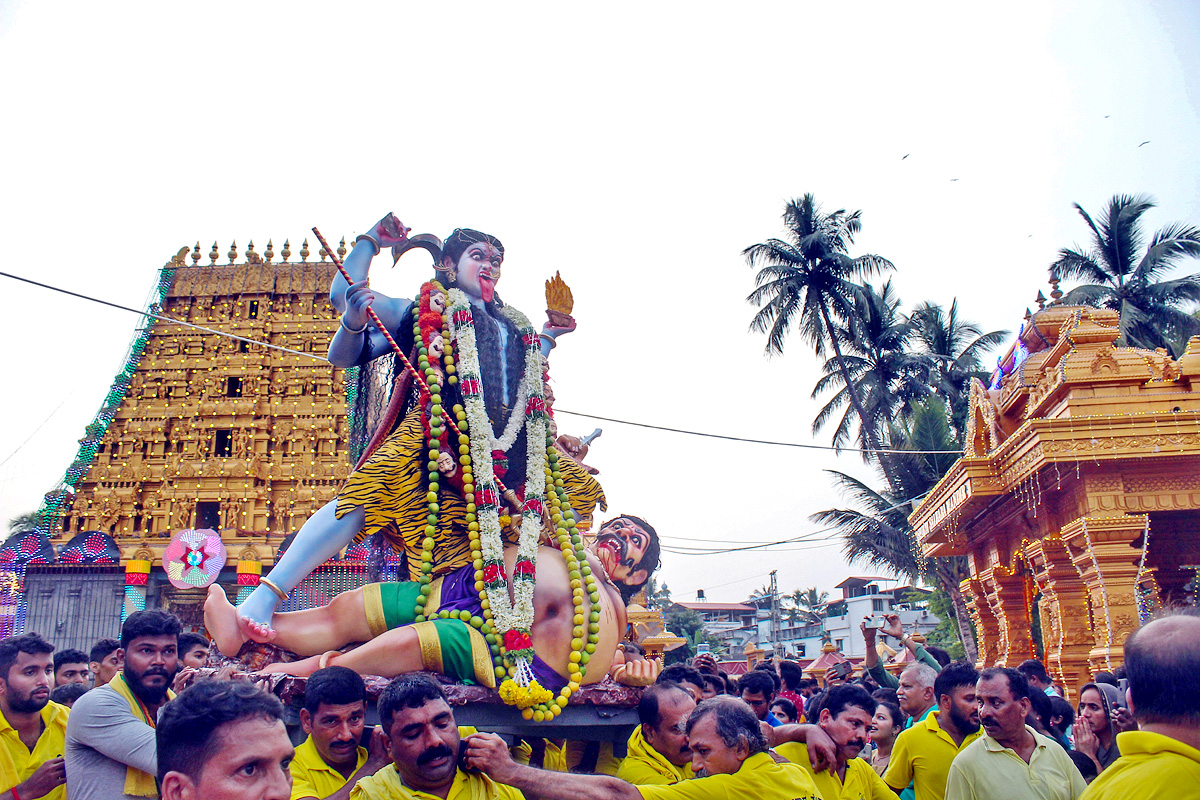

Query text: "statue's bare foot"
[259, 652, 324, 677]
[204, 585, 248, 656]
[238, 615, 278, 646]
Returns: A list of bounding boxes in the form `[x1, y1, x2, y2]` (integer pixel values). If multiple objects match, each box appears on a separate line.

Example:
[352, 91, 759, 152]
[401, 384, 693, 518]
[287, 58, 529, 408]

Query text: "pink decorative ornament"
[163, 529, 227, 589]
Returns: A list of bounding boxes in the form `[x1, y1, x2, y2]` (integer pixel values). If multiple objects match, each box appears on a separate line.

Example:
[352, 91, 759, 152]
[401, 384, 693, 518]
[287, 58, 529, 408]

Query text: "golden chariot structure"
[910, 292, 1200, 697]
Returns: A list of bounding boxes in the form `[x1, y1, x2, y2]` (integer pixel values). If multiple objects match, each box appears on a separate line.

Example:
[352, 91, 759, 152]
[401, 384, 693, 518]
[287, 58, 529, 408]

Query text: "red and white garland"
[447, 289, 548, 682]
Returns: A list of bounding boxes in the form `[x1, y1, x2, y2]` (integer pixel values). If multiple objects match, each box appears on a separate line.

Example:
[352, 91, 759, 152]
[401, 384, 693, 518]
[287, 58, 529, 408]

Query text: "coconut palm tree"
[811, 281, 930, 456]
[1053, 194, 1200, 355]
[812, 396, 978, 661]
[791, 586, 829, 612]
[909, 299, 1009, 436]
[744, 194, 896, 483]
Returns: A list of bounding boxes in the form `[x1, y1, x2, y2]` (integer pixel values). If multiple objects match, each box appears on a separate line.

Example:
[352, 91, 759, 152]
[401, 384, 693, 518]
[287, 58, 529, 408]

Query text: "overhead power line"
[0, 270, 963, 455]
[553, 409, 963, 454]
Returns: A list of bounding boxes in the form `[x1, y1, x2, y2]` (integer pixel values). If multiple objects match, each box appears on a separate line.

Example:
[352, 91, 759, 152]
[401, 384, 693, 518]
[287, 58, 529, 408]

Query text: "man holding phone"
[291, 667, 388, 800]
[351, 675, 521, 800]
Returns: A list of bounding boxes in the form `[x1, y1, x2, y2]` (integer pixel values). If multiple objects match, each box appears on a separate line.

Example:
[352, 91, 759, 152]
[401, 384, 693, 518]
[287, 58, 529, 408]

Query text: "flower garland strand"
[411, 285, 601, 720]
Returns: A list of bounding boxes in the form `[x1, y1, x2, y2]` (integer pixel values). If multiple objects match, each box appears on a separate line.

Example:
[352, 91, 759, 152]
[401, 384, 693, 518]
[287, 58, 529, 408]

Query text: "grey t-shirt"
[65, 684, 158, 800]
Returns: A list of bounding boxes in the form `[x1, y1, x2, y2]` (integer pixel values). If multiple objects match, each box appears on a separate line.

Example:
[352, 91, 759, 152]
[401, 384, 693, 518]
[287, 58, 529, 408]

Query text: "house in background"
[682, 575, 941, 662]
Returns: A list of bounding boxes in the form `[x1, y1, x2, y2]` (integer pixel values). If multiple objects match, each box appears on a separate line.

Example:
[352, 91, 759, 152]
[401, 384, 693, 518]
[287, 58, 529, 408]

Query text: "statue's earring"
[448, 269, 457, 282]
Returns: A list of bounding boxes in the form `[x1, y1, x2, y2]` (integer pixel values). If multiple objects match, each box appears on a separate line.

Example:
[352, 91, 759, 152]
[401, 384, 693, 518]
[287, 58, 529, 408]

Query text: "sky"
[1, 1, 1198, 606]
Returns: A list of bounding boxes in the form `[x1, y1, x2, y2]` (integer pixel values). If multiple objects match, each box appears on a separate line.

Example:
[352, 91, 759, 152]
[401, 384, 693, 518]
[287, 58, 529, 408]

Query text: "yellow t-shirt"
[617, 726, 695, 786]
[290, 734, 369, 800]
[351, 763, 522, 800]
[564, 740, 623, 776]
[510, 739, 568, 772]
[944, 728, 1086, 800]
[0, 701, 68, 800]
[884, 709, 983, 800]
[1079, 730, 1200, 800]
[636, 751, 820, 800]
[776, 742, 894, 800]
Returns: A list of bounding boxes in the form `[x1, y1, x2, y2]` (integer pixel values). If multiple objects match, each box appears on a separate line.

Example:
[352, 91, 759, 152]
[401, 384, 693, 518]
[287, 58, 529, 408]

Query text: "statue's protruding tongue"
[480, 274, 496, 303]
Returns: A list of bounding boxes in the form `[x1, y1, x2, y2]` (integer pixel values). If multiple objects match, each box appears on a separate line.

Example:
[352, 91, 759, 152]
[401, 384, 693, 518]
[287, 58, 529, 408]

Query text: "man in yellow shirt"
[464, 696, 821, 800]
[1081, 612, 1200, 799]
[0, 634, 67, 800]
[351, 675, 521, 800]
[777, 683, 893, 799]
[618, 682, 696, 785]
[945, 668, 1084, 800]
[291, 667, 388, 800]
[885, 662, 984, 800]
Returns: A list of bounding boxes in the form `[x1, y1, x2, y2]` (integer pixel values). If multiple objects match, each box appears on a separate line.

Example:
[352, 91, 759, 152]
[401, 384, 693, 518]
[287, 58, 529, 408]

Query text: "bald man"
[1080, 610, 1200, 799]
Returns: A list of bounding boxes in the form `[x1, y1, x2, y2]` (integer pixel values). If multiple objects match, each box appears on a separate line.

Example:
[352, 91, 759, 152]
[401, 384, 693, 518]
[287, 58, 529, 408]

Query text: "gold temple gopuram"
[52, 239, 351, 569]
[910, 297, 1200, 696]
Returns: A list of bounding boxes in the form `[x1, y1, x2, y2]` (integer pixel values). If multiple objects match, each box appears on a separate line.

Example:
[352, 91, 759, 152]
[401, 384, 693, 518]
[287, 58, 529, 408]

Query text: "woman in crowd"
[867, 700, 903, 776]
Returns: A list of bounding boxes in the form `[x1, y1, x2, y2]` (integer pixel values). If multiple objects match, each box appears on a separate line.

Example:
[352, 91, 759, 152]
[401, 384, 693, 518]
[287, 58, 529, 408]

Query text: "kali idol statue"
[206, 214, 659, 716]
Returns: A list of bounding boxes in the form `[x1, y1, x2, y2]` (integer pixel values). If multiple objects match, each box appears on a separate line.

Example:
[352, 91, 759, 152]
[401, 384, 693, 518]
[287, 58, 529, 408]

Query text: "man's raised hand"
[881, 613, 905, 641]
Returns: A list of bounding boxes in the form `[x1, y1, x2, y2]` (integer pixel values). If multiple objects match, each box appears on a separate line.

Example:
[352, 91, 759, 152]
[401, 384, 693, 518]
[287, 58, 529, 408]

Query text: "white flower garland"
[447, 289, 548, 642]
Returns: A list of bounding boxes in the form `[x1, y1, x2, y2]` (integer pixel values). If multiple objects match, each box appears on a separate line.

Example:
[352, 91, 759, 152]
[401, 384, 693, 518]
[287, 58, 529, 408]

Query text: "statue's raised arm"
[327, 213, 414, 367]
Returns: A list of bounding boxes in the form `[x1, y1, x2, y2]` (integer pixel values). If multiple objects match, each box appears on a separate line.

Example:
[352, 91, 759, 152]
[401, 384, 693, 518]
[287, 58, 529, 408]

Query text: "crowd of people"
[0, 608, 1196, 800]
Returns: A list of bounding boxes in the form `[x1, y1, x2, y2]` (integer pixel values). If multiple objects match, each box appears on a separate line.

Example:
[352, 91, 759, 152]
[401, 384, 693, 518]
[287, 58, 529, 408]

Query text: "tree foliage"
[749, 192, 1199, 665]
[1054, 193, 1200, 355]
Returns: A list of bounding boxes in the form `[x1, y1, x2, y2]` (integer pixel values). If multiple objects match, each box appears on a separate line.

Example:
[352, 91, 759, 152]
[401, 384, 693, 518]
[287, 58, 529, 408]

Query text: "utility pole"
[769, 570, 779, 653]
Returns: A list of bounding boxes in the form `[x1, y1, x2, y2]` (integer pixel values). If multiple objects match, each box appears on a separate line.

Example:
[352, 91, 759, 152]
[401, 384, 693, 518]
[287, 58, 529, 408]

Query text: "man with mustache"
[462, 696, 821, 799]
[349, 674, 521, 800]
[617, 682, 696, 786]
[291, 667, 388, 800]
[66, 610, 182, 800]
[944, 668, 1085, 800]
[884, 662, 984, 800]
[0, 634, 68, 800]
[776, 684, 893, 798]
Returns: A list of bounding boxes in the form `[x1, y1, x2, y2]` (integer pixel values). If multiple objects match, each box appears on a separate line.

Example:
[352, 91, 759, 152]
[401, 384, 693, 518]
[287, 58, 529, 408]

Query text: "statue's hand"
[542, 314, 577, 339]
[370, 213, 411, 248]
[343, 279, 374, 330]
[612, 657, 660, 686]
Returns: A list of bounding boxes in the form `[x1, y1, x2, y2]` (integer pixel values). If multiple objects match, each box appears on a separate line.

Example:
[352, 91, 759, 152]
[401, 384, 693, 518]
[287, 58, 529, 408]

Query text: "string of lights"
[0, 270, 966, 456]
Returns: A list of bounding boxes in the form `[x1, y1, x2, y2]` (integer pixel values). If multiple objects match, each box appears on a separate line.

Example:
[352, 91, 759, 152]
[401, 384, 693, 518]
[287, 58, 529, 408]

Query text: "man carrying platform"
[617, 682, 696, 786]
[776, 684, 894, 799]
[290, 667, 388, 800]
[350, 675, 522, 800]
[463, 696, 821, 800]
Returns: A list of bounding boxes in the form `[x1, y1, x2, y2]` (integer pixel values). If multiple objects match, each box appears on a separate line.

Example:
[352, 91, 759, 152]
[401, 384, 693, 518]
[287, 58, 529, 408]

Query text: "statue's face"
[448, 242, 503, 302]
[437, 451, 457, 477]
[591, 516, 651, 588]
